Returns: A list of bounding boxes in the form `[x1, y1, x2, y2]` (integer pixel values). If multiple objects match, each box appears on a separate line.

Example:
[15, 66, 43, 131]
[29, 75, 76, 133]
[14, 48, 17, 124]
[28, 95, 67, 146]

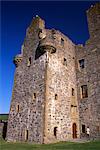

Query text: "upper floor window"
[81, 85, 88, 98]
[27, 57, 31, 67]
[16, 104, 20, 113]
[61, 38, 64, 46]
[79, 59, 85, 69]
[55, 94, 58, 100]
[63, 58, 67, 66]
[72, 88, 75, 96]
[33, 93, 36, 100]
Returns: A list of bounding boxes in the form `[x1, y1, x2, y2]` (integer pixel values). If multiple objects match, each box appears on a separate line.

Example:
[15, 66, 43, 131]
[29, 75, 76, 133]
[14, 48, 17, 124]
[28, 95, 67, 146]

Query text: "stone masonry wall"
[7, 3, 100, 144]
[76, 3, 100, 139]
[43, 31, 80, 143]
[7, 17, 47, 143]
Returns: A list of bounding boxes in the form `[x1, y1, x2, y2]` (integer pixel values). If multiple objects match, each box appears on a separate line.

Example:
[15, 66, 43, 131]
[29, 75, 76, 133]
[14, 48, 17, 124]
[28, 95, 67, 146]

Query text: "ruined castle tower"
[7, 3, 100, 143]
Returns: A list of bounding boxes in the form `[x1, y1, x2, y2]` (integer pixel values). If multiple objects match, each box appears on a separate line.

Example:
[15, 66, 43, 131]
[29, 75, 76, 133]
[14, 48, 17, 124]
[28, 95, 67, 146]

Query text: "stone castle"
[7, 3, 100, 143]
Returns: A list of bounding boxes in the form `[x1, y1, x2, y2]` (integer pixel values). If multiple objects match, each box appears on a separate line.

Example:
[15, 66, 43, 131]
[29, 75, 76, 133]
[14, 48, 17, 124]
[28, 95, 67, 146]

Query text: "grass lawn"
[0, 140, 100, 150]
[0, 114, 8, 121]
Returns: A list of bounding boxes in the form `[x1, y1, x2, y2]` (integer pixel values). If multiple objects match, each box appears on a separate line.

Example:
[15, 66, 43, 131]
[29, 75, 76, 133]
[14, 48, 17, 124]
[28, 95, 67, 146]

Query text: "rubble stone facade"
[7, 3, 100, 143]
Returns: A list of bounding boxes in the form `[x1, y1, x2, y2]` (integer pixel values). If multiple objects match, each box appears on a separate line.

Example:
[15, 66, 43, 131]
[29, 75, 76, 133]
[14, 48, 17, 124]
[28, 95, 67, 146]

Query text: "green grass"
[0, 114, 8, 121]
[0, 140, 100, 150]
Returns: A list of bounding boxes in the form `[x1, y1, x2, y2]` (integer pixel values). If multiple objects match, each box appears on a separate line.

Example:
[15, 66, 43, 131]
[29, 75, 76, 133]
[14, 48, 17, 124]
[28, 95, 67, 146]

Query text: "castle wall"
[43, 31, 80, 143]
[76, 3, 100, 139]
[7, 3, 100, 144]
[7, 17, 47, 143]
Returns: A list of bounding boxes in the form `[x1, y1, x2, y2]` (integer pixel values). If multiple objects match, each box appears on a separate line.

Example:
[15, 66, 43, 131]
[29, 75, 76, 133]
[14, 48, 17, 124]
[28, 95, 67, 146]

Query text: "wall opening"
[35, 46, 45, 60]
[72, 88, 75, 96]
[63, 58, 67, 66]
[82, 124, 85, 133]
[79, 59, 84, 69]
[16, 105, 20, 113]
[54, 127, 57, 137]
[81, 85, 88, 98]
[72, 123, 77, 138]
[25, 130, 29, 141]
[33, 93, 36, 100]
[55, 94, 58, 100]
[61, 38, 64, 45]
[27, 57, 31, 67]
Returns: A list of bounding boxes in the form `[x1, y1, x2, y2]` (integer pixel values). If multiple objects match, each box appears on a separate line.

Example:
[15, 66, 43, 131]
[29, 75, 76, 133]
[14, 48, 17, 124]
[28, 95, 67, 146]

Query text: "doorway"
[25, 130, 28, 141]
[72, 123, 77, 138]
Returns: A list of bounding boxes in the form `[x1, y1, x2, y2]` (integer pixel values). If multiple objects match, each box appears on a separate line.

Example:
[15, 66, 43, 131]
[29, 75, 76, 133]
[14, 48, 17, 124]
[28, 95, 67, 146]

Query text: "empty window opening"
[82, 125, 85, 133]
[25, 130, 28, 141]
[63, 58, 67, 66]
[35, 46, 45, 60]
[79, 59, 85, 69]
[17, 105, 19, 113]
[27, 57, 31, 67]
[54, 127, 57, 137]
[72, 88, 75, 96]
[33, 93, 36, 100]
[81, 85, 88, 98]
[61, 38, 64, 45]
[55, 94, 58, 100]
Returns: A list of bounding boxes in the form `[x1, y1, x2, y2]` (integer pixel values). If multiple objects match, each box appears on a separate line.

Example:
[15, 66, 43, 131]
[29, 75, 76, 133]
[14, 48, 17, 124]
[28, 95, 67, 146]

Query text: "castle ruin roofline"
[86, 2, 100, 14]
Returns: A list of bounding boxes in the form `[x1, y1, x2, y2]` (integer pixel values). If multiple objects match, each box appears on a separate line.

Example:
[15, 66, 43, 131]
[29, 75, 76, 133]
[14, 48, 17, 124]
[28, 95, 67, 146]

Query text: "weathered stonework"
[7, 3, 100, 143]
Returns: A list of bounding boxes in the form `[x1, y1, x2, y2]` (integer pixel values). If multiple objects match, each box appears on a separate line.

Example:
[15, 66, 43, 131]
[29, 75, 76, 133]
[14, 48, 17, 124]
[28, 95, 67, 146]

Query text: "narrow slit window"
[81, 85, 88, 98]
[25, 130, 28, 141]
[72, 88, 75, 96]
[82, 125, 85, 133]
[55, 94, 58, 100]
[33, 93, 36, 100]
[61, 38, 64, 45]
[17, 105, 19, 113]
[27, 57, 31, 67]
[79, 59, 85, 69]
[54, 127, 57, 137]
[63, 58, 67, 66]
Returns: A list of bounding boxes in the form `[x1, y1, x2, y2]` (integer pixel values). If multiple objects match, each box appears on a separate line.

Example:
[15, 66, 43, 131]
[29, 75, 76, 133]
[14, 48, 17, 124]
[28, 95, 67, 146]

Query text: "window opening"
[27, 57, 31, 67]
[17, 105, 19, 113]
[79, 59, 84, 69]
[63, 58, 67, 66]
[33, 93, 36, 100]
[55, 94, 58, 100]
[72, 88, 75, 96]
[82, 125, 85, 133]
[61, 38, 64, 45]
[81, 85, 88, 98]
[25, 130, 28, 141]
[54, 127, 57, 137]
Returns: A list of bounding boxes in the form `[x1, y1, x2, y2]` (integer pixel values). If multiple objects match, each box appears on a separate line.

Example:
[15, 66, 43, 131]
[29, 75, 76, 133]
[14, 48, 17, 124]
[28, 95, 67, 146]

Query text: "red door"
[72, 123, 77, 138]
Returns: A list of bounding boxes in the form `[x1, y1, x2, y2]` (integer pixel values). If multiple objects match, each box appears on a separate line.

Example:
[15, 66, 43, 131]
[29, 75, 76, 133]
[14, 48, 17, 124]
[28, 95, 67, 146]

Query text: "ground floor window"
[82, 124, 85, 133]
[54, 127, 57, 137]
